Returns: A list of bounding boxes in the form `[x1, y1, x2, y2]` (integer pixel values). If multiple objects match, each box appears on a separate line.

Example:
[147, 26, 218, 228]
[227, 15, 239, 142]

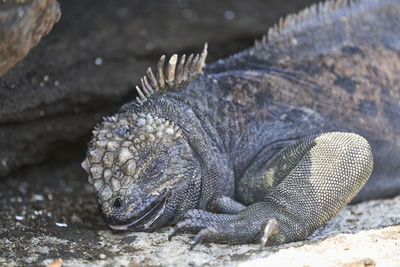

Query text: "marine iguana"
[82, 0, 400, 247]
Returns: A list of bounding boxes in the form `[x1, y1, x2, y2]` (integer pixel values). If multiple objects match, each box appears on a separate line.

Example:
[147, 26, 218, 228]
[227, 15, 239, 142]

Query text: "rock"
[0, 0, 61, 76]
[0, 0, 318, 177]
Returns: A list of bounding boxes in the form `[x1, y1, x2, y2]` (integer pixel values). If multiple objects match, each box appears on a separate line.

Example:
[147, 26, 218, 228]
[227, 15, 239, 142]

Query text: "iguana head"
[82, 45, 207, 231]
[82, 111, 201, 231]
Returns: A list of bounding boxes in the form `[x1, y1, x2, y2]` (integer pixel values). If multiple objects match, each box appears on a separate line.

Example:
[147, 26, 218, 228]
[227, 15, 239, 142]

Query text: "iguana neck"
[135, 92, 236, 205]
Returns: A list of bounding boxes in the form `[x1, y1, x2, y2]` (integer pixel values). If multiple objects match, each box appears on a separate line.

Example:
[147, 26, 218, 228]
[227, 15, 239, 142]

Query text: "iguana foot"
[168, 207, 277, 249]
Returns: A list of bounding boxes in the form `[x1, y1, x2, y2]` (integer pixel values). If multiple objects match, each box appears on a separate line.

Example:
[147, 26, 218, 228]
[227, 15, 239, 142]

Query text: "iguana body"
[82, 0, 400, 246]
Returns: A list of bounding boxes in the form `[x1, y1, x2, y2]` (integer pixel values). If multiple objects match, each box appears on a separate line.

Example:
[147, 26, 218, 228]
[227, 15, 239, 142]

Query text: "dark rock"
[0, 0, 61, 76]
[0, 0, 317, 177]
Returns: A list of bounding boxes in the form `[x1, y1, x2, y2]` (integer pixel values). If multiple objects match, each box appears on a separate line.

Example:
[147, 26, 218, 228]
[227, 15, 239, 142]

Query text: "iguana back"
[201, 0, 400, 202]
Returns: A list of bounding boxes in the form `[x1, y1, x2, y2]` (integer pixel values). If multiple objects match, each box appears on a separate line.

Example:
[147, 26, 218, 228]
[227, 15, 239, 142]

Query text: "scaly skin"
[82, 0, 400, 247]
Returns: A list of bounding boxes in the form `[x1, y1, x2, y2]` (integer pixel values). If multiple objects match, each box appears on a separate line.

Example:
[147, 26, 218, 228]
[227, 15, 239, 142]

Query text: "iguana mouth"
[108, 189, 170, 231]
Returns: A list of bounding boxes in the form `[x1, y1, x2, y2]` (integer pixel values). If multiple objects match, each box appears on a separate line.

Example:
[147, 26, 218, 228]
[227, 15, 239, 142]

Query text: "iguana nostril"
[114, 197, 122, 208]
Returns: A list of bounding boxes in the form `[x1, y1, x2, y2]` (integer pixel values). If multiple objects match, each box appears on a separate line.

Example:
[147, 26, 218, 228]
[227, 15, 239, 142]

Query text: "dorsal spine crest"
[134, 43, 208, 106]
[254, 0, 359, 48]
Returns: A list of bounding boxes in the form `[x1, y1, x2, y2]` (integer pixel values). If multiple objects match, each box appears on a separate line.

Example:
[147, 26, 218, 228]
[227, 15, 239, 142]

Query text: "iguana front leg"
[169, 132, 373, 248]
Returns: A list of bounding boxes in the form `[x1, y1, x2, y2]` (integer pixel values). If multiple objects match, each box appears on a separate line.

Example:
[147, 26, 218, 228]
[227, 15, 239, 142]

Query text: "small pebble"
[1, 159, 7, 167]
[55, 222, 68, 227]
[47, 258, 63, 267]
[32, 194, 45, 201]
[145, 42, 154, 50]
[224, 10, 235, 20]
[99, 253, 106, 260]
[95, 57, 103, 66]
[34, 210, 43, 215]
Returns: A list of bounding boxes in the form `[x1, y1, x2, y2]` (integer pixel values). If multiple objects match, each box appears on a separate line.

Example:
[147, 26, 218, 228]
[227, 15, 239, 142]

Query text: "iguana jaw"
[108, 188, 171, 231]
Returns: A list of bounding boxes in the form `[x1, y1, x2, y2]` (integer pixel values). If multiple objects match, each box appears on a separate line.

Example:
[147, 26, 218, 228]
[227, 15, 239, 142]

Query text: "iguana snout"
[106, 188, 171, 231]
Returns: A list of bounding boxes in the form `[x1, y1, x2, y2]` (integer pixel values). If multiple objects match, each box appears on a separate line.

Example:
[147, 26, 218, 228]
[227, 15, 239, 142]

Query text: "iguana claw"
[190, 231, 203, 250]
[168, 226, 178, 241]
[260, 218, 278, 249]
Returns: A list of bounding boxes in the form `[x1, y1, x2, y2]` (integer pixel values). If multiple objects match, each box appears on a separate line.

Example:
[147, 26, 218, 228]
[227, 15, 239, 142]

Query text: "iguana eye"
[113, 197, 122, 208]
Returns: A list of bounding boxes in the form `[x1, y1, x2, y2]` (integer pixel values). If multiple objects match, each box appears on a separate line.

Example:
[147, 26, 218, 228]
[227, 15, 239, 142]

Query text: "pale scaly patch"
[82, 113, 182, 202]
